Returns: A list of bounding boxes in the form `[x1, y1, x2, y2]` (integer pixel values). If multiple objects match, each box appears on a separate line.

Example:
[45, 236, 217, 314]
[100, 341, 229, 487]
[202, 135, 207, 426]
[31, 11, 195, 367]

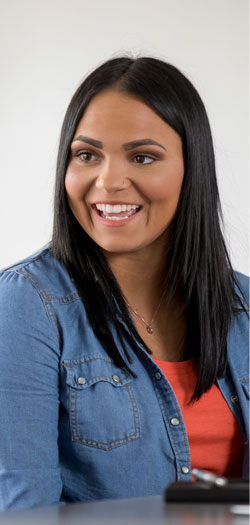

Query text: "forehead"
[75, 90, 175, 139]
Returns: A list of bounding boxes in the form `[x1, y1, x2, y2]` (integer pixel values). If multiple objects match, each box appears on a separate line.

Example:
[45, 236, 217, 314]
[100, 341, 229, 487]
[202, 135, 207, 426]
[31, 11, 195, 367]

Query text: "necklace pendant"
[146, 325, 153, 334]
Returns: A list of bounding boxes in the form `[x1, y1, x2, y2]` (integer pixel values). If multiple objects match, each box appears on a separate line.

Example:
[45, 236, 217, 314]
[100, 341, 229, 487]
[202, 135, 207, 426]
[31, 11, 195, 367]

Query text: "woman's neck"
[102, 245, 167, 314]
[102, 244, 187, 362]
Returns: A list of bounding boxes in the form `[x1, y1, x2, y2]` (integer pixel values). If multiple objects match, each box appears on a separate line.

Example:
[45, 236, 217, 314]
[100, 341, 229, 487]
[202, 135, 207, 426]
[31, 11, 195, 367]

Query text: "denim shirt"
[0, 245, 249, 510]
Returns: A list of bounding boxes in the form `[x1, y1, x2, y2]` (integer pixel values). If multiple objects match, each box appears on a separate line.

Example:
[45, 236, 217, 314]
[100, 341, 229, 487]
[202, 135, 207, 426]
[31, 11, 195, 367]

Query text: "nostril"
[95, 174, 130, 192]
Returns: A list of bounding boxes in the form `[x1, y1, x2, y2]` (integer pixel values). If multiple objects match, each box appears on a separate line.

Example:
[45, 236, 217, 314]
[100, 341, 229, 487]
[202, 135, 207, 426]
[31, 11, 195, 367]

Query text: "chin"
[99, 243, 136, 254]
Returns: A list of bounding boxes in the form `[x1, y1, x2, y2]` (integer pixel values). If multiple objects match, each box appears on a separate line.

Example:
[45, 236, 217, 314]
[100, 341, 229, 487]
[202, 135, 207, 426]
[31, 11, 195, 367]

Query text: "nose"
[95, 159, 131, 193]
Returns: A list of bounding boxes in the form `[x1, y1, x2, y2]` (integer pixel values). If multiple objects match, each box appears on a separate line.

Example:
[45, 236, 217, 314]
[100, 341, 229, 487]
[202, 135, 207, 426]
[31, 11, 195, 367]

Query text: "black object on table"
[165, 479, 249, 503]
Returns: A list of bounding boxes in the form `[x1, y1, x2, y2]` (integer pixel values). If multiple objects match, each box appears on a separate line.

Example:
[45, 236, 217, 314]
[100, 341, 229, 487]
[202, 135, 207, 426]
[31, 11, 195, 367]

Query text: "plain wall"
[0, 0, 249, 273]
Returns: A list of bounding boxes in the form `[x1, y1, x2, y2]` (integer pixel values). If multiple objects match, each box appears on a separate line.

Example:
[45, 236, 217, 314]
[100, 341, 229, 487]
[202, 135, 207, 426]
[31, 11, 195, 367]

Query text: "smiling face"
[65, 90, 185, 256]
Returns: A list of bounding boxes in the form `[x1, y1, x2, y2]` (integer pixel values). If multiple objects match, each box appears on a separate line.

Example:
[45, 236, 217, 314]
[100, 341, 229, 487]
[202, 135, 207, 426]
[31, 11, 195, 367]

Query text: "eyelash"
[74, 151, 158, 165]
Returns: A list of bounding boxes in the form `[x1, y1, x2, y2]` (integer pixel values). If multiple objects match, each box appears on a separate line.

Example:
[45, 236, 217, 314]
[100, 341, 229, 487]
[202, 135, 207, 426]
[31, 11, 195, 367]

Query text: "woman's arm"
[0, 269, 62, 510]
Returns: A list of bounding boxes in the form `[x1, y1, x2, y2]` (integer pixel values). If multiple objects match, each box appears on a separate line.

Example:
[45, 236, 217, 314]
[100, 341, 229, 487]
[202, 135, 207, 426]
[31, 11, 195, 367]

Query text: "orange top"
[154, 358, 244, 477]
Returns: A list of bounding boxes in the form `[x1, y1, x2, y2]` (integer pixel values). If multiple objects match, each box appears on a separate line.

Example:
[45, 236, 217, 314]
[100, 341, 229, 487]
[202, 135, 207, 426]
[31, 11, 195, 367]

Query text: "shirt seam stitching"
[15, 268, 60, 344]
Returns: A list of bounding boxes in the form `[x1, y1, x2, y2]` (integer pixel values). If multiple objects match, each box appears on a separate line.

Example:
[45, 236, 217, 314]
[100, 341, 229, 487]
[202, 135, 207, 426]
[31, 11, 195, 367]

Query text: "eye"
[75, 151, 98, 163]
[132, 154, 156, 165]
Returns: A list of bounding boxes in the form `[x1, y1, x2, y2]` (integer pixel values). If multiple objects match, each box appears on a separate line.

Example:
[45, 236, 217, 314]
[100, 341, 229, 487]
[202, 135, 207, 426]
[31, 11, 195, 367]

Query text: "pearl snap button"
[231, 395, 239, 403]
[77, 377, 86, 385]
[112, 375, 120, 383]
[155, 372, 162, 380]
[181, 466, 189, 474]
[171, 417, 180, 426]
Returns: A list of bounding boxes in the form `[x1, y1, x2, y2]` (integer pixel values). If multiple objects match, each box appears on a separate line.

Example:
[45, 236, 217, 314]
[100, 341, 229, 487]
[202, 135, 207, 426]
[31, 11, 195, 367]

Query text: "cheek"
[65, 169, 87, 200]
[140, 169, 184, 203]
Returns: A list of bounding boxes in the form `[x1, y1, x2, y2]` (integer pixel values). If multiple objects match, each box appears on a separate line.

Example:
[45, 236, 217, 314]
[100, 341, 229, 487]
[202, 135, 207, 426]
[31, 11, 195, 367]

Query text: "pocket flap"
[62, 355, 132, 389]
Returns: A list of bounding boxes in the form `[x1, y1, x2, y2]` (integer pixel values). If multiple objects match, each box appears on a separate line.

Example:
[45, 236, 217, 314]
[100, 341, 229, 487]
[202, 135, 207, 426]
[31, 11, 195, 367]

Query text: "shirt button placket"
[154, 365, 191, 481]
[169, 416, 191, 480]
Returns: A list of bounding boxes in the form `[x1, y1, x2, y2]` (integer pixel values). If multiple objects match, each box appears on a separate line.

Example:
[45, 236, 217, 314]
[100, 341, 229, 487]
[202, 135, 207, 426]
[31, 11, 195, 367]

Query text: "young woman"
[0, 56, 248, 510]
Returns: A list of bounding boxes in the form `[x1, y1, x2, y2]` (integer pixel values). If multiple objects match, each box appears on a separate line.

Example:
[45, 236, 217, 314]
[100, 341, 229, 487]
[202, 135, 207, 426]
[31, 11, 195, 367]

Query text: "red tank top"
[154, 358, 244, 477]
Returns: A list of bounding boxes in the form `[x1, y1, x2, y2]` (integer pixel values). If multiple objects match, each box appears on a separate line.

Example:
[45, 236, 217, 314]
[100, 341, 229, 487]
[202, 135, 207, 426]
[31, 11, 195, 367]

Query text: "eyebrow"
[72, 135, 167, 151]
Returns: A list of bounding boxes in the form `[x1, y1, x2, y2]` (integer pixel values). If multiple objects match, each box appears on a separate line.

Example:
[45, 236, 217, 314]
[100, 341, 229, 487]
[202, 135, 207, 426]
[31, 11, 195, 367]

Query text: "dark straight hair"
[51, 56, 248, 401]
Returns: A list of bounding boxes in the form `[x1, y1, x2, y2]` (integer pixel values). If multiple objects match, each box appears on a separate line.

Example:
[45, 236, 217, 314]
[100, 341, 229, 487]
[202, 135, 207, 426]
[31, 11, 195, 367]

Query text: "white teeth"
[95, 203, 139, 213]
[113, 205, 122, 213]
[106, 215, 129, 221]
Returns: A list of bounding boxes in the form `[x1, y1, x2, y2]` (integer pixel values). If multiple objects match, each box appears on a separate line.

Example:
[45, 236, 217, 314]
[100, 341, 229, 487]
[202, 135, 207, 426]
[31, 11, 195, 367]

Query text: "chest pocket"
[62, 356, 141, 450]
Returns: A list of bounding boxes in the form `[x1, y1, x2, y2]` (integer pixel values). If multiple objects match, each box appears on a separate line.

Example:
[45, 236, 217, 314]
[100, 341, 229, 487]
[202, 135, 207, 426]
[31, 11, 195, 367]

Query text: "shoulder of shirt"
[233, 270, 249, 308]
[0, 243, 79, 299]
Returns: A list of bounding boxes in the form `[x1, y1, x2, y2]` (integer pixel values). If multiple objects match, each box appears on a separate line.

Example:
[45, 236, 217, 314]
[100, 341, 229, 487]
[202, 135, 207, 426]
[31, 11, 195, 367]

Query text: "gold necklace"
[125, 291, 165, 334]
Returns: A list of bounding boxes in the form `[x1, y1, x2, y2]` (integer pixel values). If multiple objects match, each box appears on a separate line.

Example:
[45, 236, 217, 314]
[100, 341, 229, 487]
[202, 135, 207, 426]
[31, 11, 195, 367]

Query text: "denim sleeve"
[0, 270, 62, 510]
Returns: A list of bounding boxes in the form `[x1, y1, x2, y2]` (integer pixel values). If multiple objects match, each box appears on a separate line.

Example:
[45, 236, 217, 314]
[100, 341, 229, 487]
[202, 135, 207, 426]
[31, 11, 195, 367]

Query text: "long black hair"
[51, 56, 248, 400]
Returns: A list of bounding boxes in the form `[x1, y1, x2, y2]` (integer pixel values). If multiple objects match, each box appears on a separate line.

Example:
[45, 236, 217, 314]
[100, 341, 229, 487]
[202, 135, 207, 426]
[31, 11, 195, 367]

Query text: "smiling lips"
[93, 203, 141, 222]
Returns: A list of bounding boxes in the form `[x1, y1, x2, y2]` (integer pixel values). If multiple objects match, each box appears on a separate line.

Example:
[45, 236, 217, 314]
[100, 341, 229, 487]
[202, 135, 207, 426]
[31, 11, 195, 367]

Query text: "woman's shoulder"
[0, 243, 78, 299]
[234, 270, 249, 288]
[233, 270, 249, 307]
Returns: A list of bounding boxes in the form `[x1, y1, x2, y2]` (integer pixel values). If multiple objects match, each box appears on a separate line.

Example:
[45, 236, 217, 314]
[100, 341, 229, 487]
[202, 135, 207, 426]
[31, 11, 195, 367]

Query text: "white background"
[0, 0, 249, 274]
